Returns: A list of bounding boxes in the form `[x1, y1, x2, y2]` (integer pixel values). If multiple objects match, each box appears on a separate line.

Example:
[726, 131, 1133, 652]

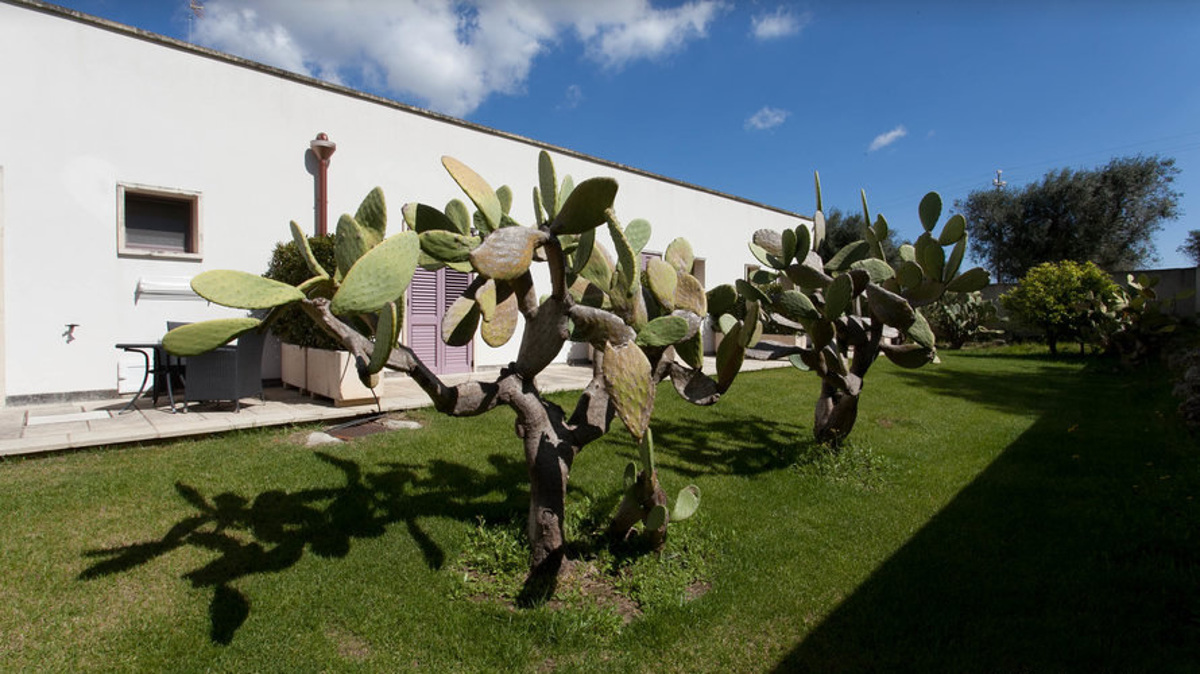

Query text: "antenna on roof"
[188, 1, 204, 43]
[992, 169, 1007, 191]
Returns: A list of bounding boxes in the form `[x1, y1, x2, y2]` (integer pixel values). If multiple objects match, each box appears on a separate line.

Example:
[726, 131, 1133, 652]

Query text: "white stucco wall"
[0, 1, 808, 400]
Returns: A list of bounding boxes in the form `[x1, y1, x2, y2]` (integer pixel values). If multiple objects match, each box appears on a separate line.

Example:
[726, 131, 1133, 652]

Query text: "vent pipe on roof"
[310, 133, 337, 237]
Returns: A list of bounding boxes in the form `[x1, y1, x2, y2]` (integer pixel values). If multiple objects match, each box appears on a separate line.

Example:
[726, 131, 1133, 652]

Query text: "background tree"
[1000, 260, 1120, 355]
[1178, 230, 1200, 265]
[957, 155, 1182, 282]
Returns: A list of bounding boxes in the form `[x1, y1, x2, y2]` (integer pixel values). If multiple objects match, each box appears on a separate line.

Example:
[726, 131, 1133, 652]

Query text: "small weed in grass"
[792, 440, 892, 490]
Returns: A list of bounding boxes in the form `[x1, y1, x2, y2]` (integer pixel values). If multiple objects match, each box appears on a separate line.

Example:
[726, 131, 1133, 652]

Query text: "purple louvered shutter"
[406, 267, 474, 374]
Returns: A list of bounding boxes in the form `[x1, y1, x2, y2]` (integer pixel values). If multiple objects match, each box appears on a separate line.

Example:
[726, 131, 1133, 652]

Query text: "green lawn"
[1, 347, 1196, 672]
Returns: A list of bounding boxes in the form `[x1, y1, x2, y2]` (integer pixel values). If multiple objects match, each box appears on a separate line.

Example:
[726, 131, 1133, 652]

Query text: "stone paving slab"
[0, 360, 788, 458]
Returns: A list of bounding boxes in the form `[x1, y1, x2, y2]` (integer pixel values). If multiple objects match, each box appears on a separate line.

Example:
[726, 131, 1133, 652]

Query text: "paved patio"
[0, 359, 787, 458]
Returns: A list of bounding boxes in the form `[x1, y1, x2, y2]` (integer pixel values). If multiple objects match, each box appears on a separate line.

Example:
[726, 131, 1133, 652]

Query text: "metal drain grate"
[328, 420, 393, 440]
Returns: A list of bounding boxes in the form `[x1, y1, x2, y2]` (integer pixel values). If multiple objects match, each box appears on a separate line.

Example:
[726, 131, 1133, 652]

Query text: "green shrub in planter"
[263, 236, 343, 350]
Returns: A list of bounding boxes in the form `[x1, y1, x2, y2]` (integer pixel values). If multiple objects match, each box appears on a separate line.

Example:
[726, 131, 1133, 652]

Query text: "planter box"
[759, 333, 807, 348]
[280, 345, 377, 407]
[280, 343, 306, 390]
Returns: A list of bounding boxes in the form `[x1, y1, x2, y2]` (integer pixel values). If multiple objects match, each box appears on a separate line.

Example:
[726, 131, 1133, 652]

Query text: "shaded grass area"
[779, 351, 1200, 672]
[0, 348, 1195, 671]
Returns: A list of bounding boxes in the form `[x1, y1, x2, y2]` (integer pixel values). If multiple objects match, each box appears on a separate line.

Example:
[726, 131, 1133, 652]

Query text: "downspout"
[309, 133, 336, 237]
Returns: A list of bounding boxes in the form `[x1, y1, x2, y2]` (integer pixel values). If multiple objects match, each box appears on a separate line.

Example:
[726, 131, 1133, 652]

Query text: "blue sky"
[52, 0, 1200, 268]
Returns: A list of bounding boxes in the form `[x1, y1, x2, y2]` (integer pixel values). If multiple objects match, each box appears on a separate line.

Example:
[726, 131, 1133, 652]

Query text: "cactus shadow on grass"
[641, 413, 817, 479]
[78, 450, 528, 645]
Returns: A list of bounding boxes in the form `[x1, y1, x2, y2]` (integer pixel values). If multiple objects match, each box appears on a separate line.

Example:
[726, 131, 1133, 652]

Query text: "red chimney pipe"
[310, 132, 336, 236]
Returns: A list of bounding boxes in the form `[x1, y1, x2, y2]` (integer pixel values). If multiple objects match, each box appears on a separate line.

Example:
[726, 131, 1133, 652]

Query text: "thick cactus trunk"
[514, 396, 581, 603]
[813, 382, 860, 445]
[525, 431, 572, 580]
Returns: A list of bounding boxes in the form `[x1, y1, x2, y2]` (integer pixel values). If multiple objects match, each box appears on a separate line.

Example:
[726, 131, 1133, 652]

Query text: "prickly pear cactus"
[741, 172, 991, 443]
[607, 428, 702, 548]
[164, 188, 419, 391]
[163, 152, 740, 588]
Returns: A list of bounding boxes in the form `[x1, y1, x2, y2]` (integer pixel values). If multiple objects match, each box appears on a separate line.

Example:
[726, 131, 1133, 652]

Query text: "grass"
[1, 346, 1197, 672]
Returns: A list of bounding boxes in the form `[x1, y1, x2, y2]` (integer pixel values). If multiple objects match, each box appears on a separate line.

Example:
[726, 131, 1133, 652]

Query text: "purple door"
[407, 267, 474, 374]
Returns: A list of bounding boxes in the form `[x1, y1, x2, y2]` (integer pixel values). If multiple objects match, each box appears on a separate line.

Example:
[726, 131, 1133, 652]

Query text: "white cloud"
[584, 1, 727, 70]
[751, 7, 810, 41]
[868, 125, 908, 152]
[191, 0, 725, 117]
[745, 106, 790, 131]
[560, 84, 584, 110]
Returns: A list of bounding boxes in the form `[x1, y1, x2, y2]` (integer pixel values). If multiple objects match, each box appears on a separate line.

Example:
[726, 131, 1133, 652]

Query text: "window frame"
[117, 183, 203, 261]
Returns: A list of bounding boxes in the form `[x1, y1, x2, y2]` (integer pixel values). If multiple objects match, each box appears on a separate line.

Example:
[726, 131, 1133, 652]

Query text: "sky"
[50, 0, 1200, 268]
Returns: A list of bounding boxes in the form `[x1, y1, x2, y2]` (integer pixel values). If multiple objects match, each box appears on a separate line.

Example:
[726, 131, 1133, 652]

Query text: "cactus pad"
[603, 340, 655, 440]
[675, 330, 704, 369]
[906, 311, 935, 349]
[538, 151, 558, 219]
[944, 238, 966, 283]
[420, 230, 480, 263]
[163, 318, 260, 357]
[367, 301, 400, 376]
[646, 258, 678, 310]
[919, 192, 942, 232]
[442, 156, 502, 232]
[665, 238, 694, 275]
[825, 240, 871, 273]
[865, 284, 916, 330]
[896, 260, 924, 289]
[671, 485, 700, 522]
[851, 257, 895, 283]
[716, 323, 745, 389]
[752, 229, 784, 256]
[916, 234, 945, 281]
[480, 289, 518, 347]
[706, 284, 738, 316]
[735, 279, 770, 305]
[946, 267, 990, 293]
[330, 231, 420, 315]
[445, 199, 473, 235]
[823, 273, 853, 320]
[442, 296, 481, 346]
[777, 289, 821, 322]
[354, 187, 387, 247]
[635, 315, 689, 347]
[290, 221, 329, 279]
[638, 427, 656, 475]
[190, 270, 305, 310]
[938, 213, 967, 246]
[674, 273, 707, 316]
[551, 177, 619, 235]
[607, 217, 638, 290]
[403, 202, 459, 235]
[624, 218, 652, 254]
[645, 504, 668, 532]
[469, 226, 546, 280]
[474, 279, 497, 321]
[781, 228, 798, 266]
[334, 213, 371, 279]
[882, 342, 935, 368]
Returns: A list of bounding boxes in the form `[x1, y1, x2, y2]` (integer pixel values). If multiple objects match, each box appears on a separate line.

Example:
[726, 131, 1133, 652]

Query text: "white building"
[0, 0, 809, 404]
